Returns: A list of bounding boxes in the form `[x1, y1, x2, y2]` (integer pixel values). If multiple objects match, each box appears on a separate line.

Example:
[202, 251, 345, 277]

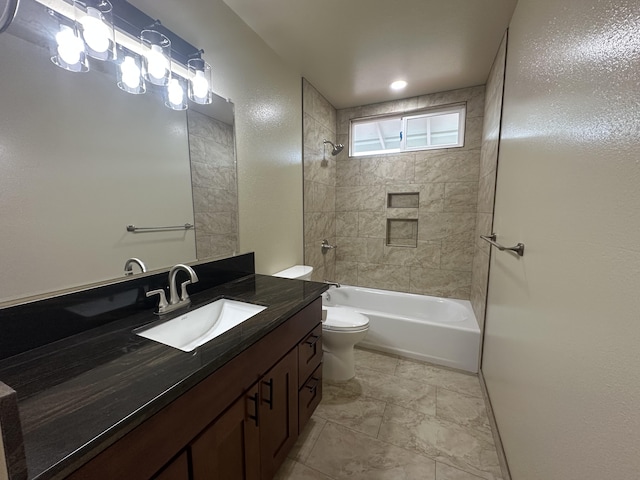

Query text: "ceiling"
[222, 0, 518, 109]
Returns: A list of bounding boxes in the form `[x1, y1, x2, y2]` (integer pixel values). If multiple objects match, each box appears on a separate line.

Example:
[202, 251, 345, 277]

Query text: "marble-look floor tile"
[354, 348, 399, 374]
[395, 359, 483, 398]
[436, 462, 487, 480]
[436, 388, 491, 434]
[331, 366, 437, 416]
[305, 422, 436, 480]
[314, 383, 386, 437]
[275, 458, 334, 480]
[289, 415, 327, 463]
[378, 404, 502, 480]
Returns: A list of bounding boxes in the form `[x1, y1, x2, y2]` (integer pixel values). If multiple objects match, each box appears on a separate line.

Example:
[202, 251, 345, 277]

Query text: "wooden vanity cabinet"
[66, 298, 322, 480]
[191, 348, 298, 480]
[191, 383, 260, 480]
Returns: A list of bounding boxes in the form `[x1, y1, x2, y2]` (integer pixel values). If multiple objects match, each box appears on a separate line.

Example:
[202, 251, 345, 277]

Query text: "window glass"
[350, 104, 465, 156]
[352, 117, 401, 155]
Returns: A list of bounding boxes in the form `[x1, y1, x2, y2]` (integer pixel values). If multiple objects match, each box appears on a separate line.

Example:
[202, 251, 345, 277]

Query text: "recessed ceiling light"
[390, 80, 407, 90]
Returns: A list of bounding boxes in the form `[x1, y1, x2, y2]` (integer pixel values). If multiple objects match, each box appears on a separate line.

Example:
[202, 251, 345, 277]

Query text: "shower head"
[323, 139, 344, 156]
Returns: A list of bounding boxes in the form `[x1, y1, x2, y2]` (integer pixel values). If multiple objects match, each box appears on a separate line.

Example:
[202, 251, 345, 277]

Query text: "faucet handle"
[179, 280, 192, 302]
[146, 288, 169, 313]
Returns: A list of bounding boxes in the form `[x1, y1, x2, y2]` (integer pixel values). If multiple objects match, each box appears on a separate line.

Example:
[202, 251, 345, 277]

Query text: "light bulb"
[147, 45, 168, 81]
[192, 70, 209, 99]
[80, 9, 109, 54]
[121, 56, 141, 89]
[56, 26, 83, 66]
[167, 78, 183, 106]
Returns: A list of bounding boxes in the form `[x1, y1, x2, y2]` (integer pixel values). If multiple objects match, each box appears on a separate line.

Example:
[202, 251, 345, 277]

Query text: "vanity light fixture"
[141, 28, 171, 86]
[37, 0, 216, 110]
[116, 46, 146, 94]
[76, 0, 116, 61]
[187, 57, 213, 105]
[165, 75, 188, 110]
[51, 21, 89, 72]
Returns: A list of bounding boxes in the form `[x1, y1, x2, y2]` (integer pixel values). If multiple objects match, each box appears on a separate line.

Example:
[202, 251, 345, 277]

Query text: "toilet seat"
[322, 306, 369, 332]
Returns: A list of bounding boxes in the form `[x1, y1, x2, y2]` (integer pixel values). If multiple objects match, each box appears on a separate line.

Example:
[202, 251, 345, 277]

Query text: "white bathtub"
[322, 285, 481, 373]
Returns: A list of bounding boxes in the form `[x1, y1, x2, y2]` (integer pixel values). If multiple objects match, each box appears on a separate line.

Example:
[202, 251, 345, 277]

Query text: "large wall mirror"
[0, 0, 238, 302]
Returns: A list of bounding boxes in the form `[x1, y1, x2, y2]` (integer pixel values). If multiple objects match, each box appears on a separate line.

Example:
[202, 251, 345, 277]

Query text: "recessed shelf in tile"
[387, 192, 419, 208]
[386, 219, 418, 247]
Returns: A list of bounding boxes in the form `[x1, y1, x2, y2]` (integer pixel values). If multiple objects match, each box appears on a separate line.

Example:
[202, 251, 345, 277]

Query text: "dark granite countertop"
[0, 274, 327, 480]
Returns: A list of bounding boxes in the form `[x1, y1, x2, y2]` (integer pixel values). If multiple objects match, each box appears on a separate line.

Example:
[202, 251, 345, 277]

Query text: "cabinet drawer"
[298, 324, 322, 387]
[298, 363, 322, 433]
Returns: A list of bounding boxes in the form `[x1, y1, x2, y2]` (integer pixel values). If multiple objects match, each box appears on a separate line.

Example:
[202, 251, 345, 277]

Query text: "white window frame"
[349, 103, 466, 157]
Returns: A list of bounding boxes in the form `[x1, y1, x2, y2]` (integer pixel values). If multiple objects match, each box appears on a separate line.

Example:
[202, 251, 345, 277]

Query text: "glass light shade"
[75, 0, 115, 61]
[116, 47, 146, 94]
[51, 23, 89, 72]
[165, 76, 188, 110]
[141, 29, 171, 86]
[187, 58, 212, 104]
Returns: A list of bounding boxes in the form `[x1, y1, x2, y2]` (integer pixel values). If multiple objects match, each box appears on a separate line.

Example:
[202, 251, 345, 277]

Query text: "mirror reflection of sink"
[136, 299, 267, 352]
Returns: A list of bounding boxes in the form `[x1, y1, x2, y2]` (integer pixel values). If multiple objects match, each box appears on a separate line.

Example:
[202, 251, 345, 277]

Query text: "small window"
[350, 104, 465, 157]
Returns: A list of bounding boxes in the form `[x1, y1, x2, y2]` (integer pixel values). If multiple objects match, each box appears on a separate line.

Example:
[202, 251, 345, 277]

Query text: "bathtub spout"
[324, 281, 341, 288]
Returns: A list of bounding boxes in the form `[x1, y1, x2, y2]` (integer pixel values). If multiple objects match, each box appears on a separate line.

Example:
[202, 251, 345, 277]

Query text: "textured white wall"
[482, 0, 640, 478]
[132, 0, 304, 275]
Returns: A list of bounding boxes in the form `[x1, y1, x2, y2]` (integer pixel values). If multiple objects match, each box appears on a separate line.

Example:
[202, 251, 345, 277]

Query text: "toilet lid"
[322, 306, 369, 332]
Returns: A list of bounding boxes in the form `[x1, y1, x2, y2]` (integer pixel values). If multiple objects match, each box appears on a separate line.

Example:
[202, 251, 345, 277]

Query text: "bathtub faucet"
[324, 281, 341, 288]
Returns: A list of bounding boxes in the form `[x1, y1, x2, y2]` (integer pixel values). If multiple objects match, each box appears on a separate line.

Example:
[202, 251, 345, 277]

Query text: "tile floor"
[275, 348, 502, 480]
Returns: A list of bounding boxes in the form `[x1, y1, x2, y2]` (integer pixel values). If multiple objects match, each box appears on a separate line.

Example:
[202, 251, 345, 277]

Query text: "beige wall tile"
[415, 150, 480, 184]
[336, 157, 361, 186]
[358, 211, 386, 238]
[360, 154, 416, 185]
[335, 261, 358, 285]
[357, 263, 411, 291]
[477, 172, 497, 214]
[336, 211, 359, 237]
[444, 183, 479, 213]
[441, 234, 476, 272]
[336, 186, 386, 212]
[410, 268, 472, 299]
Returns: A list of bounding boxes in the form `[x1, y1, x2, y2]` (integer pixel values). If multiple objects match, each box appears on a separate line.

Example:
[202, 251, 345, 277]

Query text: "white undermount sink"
[136, 299, 267, 352]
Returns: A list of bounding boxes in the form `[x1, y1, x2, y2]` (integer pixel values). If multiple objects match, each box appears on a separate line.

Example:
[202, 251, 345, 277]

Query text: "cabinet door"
[191, 384, 260, 480]
[259, 348, 298, 479]
[152, 451, 190, 480]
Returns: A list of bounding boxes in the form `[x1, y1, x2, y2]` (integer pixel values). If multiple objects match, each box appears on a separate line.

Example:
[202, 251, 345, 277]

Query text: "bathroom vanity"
[0, 254, 326, 480]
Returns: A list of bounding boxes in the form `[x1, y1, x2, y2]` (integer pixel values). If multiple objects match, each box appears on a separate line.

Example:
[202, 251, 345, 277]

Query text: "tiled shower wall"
[471, 33, 507, 330]
[302, 79, 337, 282]
[187, 110, 239, 260]
[333, 87, 485, 299]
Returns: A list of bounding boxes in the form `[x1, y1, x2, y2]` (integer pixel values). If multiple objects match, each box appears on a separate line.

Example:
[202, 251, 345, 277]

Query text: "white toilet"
[271, 265, 369, 382]
[321, 306, 369, 382]
[272, 265, 313, 281]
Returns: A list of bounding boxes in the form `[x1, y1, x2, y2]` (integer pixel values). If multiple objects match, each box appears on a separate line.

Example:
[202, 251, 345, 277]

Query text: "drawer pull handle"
[247, 392, 259, 427]
[305, 377, 319, 393]
[305, 334, 320, 347]
[262, 378, 274, 409]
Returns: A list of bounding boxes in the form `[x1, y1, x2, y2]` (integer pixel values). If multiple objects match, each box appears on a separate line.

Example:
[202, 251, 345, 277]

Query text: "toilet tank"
[272, 265, 313, 281]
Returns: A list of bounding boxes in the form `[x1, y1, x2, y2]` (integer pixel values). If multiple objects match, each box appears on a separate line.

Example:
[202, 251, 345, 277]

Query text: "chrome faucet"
[146, 264, 199, 314]
[324, 281, 341, 288]
[124, 257, 147, 276]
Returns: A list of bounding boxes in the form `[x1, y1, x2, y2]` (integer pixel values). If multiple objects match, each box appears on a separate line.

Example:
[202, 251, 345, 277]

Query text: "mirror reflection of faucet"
[124, 258, 147, 276]
[321, 239, 337, 254]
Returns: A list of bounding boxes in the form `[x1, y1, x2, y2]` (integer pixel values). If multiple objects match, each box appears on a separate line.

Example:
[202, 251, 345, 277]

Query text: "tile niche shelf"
[387, 192, 419, 208]
[386, 218, 418, 247]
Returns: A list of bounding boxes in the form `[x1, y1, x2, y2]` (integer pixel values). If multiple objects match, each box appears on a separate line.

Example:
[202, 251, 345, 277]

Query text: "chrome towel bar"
[126, 223, 194, 233]
[480, 233, 525, 257]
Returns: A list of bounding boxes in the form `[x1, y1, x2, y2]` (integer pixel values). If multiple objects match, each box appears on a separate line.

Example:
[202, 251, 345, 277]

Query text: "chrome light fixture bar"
[36, 0, 213, 108]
